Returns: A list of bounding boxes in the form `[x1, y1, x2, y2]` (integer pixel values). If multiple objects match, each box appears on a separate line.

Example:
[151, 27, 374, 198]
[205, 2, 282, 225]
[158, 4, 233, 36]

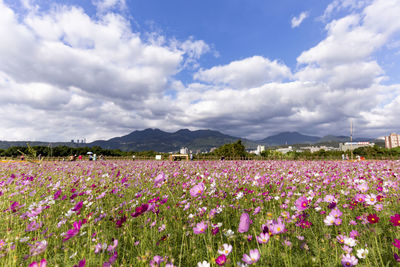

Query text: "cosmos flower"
[218, 243, 233, 256]
[257, 232, 270, 244]
[390, 214, 400, 226]
[193, 221, 207, 234]
[215, 254, 227, 266]
[190, 183, 204, 197]
[341, 254, 358, 266]
[356, 248, 368, 259]
[393, 239, 400, 249]
[197, 261, 210, 267]
[238, 213, 252, 233]
[242, 249, 260, 265]
[324, 215, 336, 226]
[364, 194, 377, 205]
[367, 214, 379, 224]
[29, 259, 47, 267]
[294, 196, 309, 211]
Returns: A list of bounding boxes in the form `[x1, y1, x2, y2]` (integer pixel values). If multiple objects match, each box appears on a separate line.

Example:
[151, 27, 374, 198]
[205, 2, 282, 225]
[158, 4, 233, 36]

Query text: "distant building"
[275, 146, 293, 154]
[180, 147, 189, 155]
[385, 133, 400, 149]
[300, 146, 338, 153]
[339, 142, 374, 151]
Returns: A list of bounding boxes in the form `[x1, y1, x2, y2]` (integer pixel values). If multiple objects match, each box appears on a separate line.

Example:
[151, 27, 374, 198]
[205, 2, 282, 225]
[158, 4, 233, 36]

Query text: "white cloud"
[1, 0, 400, 142]
[291, 11, 309, 28]
[194, 56, 292, 89]
[92, 0, 126, 13]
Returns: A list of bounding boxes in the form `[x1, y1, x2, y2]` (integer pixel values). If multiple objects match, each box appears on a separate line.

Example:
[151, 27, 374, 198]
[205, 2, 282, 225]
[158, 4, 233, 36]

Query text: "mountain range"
[0, 128, 380, 152]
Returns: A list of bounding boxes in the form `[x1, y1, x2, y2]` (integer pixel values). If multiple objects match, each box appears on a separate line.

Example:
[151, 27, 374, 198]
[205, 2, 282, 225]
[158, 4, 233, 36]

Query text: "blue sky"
[0, 0, 400, 141]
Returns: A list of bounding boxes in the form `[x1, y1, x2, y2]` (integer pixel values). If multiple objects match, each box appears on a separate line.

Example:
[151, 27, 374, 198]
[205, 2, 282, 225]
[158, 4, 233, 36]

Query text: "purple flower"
[238, 213, 251, 233]
[341, 254, 358, 266]
[242, 249, 260, 265]
[193, 221, 207, 234]
[107, 239, 118, 252]
[54, 189, 62, 200]
[30, 240, 48, 256]
[26, 220, 43, 232]
[72, 201, 83, 213]
[154, 173, 165, 187]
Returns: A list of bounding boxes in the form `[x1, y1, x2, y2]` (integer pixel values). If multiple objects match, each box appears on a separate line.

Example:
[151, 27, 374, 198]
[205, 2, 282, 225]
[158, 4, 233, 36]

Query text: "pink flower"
[341, 254, 358, 266]
[242, 249, 260, 265]
[190, 183, 204, 197]
[193, 221, 207, 234]
[270, 219, 285, 235]
[295, 196, 309, 211]
[393, 239, 400, 249]
[256, 233, 270, 244]
[238, 213, 252, 233]
[329, 208, 343, 218]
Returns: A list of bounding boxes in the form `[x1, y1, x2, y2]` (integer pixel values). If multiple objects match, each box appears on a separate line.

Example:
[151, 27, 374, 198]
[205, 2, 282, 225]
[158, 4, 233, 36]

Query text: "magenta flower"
[295, 196, 309, 211]
[393, 239, 400, 249]
[63, 220, 82, 242]
[54, 189, 62, 200]
[242, 249, 260, 265]
[131, 203, 149, 217]
[73, 259, 86, 267]
[193, 221, 207, 234]
[29, 259, 47, 267]
[390, 214, 400, 226]
[215, 254, 227, 266]
[341, 254, 358, 266]
[72, 201, 83, 213]
[190, 183, 204, 197]
[238, 213, 251, 233]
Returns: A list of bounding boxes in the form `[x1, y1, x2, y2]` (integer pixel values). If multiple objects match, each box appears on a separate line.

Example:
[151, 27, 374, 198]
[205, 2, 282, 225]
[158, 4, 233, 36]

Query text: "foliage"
[0, 160, 399, 266]
[211, 140, 247, 158]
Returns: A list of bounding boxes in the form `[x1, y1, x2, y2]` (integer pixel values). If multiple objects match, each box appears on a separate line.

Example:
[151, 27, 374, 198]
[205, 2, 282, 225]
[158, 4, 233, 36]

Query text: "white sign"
[155, 155, 162, 160]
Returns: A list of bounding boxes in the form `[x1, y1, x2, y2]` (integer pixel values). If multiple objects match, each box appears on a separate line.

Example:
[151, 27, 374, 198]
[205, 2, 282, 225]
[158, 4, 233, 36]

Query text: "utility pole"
[350, 120, 353, 161]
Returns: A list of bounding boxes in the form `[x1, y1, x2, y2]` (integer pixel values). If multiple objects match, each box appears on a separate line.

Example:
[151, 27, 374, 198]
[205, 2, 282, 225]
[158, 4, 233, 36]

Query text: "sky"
[1, 0, 400, 142]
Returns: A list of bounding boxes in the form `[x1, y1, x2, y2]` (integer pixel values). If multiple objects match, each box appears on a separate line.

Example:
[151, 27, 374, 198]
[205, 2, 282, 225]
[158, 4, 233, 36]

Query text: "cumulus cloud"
[194, 56, 292, 89]
[291, 11, 309, 28]
[1, 0, 400, 142]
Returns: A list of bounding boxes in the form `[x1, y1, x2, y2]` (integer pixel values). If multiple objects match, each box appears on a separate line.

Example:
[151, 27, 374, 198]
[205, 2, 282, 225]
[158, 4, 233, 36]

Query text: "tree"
[213, 140, 247, 158]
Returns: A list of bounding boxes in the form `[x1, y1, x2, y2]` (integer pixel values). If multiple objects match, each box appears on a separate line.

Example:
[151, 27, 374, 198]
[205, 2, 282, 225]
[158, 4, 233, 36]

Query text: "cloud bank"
[0, 0, 400, 142]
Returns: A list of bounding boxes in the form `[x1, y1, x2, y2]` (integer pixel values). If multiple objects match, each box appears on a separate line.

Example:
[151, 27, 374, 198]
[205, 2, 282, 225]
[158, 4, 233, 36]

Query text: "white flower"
[356, 248, 369, 259]
[197, 260, 210, 267]
[344, 237, 357, 247]
[224, 229, 234, 237]
[237, 262, 248, 267]
[236, 192, 244, 200]
[218, 243, 233, 256]
[365, 194, 377, 205]
[324, 215, 335, 226]
[69, 251, 77, 258]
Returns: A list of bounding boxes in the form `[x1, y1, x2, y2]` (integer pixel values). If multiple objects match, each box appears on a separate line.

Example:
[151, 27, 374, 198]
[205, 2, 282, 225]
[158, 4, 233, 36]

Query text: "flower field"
[1, 160, 400, 266]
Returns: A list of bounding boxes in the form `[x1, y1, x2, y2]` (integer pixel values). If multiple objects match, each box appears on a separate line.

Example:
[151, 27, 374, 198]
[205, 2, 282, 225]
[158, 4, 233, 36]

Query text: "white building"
[275, 146, 293, 154]
[180, 147, 189, 155]
[339, 142, 374, 151]
[385, 133, 400, 149]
